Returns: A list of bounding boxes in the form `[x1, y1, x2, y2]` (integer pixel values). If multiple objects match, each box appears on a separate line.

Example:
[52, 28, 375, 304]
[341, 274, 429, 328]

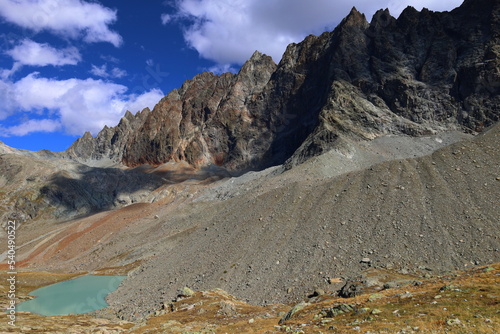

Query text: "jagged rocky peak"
[122, 110, 135, 122]
[394, 6, 422, 32]
[342, 7, 369, 28]
[119, 51, 279, 170]
[241, 50, 276, 71]
[65, 107, 152, 164]
[66, 0, 499, 171]
[370, 8, 395, 29]
[236, 50, 277, 91]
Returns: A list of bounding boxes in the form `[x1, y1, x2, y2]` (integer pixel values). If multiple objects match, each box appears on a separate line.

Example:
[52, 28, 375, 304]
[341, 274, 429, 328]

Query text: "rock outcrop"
[0, 152, 167, 224]
[65, 52, 278, 171]
[66, 0, 500, 172]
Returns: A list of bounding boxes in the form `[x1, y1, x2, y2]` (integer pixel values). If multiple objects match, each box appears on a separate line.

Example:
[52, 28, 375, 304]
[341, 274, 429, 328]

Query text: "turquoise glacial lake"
[16, 275, 125, 316]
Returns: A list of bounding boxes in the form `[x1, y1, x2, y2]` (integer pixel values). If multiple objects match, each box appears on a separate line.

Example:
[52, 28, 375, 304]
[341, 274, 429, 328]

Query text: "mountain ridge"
[62, 0, 499, 172]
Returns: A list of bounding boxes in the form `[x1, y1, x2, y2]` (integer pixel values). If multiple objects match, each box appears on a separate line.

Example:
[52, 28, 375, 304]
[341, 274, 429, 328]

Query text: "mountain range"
[0, 0, 499, 325]
[64, 0, 498, 171]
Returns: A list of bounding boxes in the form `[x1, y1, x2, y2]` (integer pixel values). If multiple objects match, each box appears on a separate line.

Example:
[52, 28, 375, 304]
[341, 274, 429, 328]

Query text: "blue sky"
[0, 0, 462, 152]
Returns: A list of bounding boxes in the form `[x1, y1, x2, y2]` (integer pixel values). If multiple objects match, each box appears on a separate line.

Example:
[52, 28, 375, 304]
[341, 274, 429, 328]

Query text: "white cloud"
[2, 119, 61, 136]
[0, 64, 21, 80]
[2, 39, 81, 78]
[166, 0, 463, 65]
[0, 73, 164, 136]
[100, 55, 121, 64]
[0, 0, 122, 46]
[90, 64, 127, 78]
[161, 13, 172, 25]
[90, 64, 108, 78]
[6, 39, 81, 67]
[111, 67, 127, 78]
[207, 63, 238, 75]
[0, 79, 18, 120]
[124, 89, 164, 116]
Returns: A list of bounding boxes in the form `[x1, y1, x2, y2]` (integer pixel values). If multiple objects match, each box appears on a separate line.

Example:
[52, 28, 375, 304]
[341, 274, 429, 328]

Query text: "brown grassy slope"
[131, 264, 500, 334]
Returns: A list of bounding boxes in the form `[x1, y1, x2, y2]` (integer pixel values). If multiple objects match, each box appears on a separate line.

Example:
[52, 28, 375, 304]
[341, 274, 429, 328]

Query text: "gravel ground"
[100, 127, 499, 320]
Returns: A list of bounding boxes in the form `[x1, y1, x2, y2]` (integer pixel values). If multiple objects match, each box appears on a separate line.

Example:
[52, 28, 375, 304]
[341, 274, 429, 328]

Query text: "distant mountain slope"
[66, 0, 499, 171]
[0, 150, 167, 225]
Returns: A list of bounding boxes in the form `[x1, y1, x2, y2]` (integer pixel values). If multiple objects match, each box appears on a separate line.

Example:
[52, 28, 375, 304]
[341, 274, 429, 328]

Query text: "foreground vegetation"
[0, 263, 498, 333]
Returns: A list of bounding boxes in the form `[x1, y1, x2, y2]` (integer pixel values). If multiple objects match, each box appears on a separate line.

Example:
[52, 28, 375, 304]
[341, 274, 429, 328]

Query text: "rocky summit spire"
[370, 8, 395, 29]
[341, 7, 369, 28]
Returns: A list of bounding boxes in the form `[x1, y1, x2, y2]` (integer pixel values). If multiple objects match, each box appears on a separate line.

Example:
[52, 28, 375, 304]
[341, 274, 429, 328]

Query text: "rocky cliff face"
[66, 0, 500, 171]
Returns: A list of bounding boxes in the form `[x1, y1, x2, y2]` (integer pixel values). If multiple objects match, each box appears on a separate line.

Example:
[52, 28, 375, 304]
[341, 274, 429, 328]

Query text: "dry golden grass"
[130, 288, 289, 334]
[125, 264, 499, 333]
[283, 264, 500, 334]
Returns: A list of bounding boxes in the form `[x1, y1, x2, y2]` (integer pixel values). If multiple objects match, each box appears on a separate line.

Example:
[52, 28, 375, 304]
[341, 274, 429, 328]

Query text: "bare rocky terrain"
[0, 125, 498, 333]
[1, 123, 498, 323]
[0, 0, 499, 332]
[104, 124, 500, 320]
